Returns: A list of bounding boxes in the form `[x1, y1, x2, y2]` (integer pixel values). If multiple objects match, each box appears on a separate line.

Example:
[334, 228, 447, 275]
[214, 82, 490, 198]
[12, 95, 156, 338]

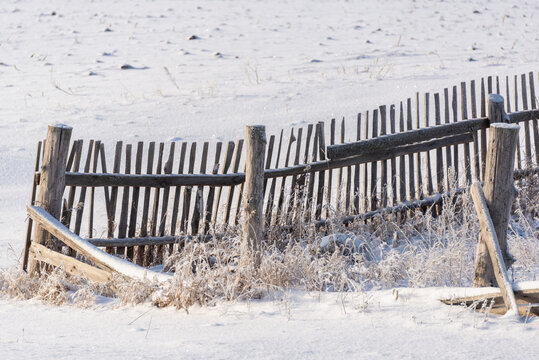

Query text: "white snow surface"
[1, 0, 539, 358]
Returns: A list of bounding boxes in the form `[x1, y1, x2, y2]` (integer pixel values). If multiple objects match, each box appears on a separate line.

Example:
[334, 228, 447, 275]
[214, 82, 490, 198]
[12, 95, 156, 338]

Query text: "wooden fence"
[23, 71, 539, 274]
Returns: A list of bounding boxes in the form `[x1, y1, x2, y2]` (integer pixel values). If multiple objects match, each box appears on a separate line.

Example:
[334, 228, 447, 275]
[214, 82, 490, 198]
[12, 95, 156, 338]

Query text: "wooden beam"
[27, 205, 172, 283]
[30, 242, 112, 283]
[470, 182, 519, 317]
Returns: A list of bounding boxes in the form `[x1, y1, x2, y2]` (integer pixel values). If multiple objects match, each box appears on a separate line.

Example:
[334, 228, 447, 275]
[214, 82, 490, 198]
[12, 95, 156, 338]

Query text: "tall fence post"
[28, 124, 72, 274]
[241, 125, 266, 269]
[474, 95, 519, 286]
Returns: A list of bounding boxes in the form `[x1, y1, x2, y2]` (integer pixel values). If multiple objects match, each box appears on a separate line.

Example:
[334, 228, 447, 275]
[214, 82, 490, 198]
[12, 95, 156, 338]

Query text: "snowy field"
[1, 0, 539, 358]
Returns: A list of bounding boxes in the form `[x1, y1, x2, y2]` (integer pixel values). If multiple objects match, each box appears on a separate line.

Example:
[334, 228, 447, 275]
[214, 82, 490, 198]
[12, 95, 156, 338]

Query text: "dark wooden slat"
[315, 121, 326, 219]
[415, 93, 423, 198]
[203, 142, 222, 234]
[74, 140, 95, 236]
[480, 79, 487, 180]
[529, 71, 539, 165]
[521, 73, 532, 165]
[265, 131, 283, 225]
[150, 143, 165, 237]
[88, 140, 101, 238]
[117, 144, 132, 258]
[180, 142, 196, 232]
[224, 139, 243, 226]
[170, 142, 187, 236]
[299, 125, 313, 221]
[306, 124, 319, 221]
[275, 129, 296, 225]
[514, 75, 522, 169]
[288, 127, 303, 222]
[506, 77, 521, 170]
[398, 103, 406, 203]
[389, 105, 397, 205]
[452, 86, 460, 183]
[434, 93, 444, 193]
[155, 142, 175, 261]
[470, 80, 481, 179]
[64, 140, 83, 229]
[98, 143, 111, 223]
[362, 111, 370, 211]
[191, 142, 208, 233]
[406, 99, 415, 200]
[353, 114, 361, 213]
[340, 119, 350, 212]
[212, 141, 235, 226]
[424, 93, 433, 195]
[443, 88, 453, 190]
[461, 82, 472, 185]
[379, 106, 388, 207]
[140, 142, 155, 266]
[130, 142, 144, 265]
[370, 110, 379, 210]
[326, 119, 335, 215]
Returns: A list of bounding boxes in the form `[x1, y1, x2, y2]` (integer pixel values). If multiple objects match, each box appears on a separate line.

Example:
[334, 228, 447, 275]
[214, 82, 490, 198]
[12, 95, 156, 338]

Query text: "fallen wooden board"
[30, 242, 112, 283]
[441, 288, 539, 316]
[27, 205, 172, 283]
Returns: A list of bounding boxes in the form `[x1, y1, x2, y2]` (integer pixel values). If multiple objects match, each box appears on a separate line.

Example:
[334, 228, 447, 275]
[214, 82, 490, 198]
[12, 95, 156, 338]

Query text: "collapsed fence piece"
[241, 126, 266, 269]
[473, 101, 520, 287]
[27, 124, 72, 274]
[470, 182, 519, 318]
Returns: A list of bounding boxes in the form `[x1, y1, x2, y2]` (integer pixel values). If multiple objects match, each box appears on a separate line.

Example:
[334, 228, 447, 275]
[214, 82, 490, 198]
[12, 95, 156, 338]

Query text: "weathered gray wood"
[452, 86, 460, 183]
[241, 126, 266, 268]
[424, 93, 434, 195]
[118, 145, 132, 258]
[180, 142, 196, 232]
[506, 77, 521, 170]
[224, 139, 243, 225]
[98, 143, 110, 225]
[130, 142, 144, 264]
[326, 119, 335, 214]
[370, 110, 379, 210]
[433, 94, 443, 194]
[88, 140, 101, 238]
[470, 80, 481, 180]
[299, 125, 314, 221]
[306, 125, 319, 221]
[106, 141, 122, 239]
[415, 93, 423, 198]
[170, 142, 187, 236]
[443, 89, 453, 190]
[288, 127, 303, 222]
[480, 79, 487, 180]
[30, 242, 112, 283]
[398, 102, 406, 203]
[379, 106, 388, 207]
[406, 99, 415, 200]
[31, 125, 72, 258]
[191, 142, 208, 233]
[353, 114, 361, 213]
[22, 141, 43, 271]
[474, 122, 519, 287]
[87, 234, 216, 247]
[461, 82, 472, 185]
[390, 105, 397, 205]
[529, 71, 539, 165]
[212, 141, 235, 225]
[315, 122, 326, 218]
[203, 142, 222, 234]
[139, 142, 155, 265]
[326, 118, 489, 161]
[362, 111, 370, 211]
[470, 182, 519, 318]
[262, 135, 276, 223]
[275, 129, 296, 225]
[27, 205, 172, 282]
[521, 74, 532, 165]
[150, 143, 165, 238]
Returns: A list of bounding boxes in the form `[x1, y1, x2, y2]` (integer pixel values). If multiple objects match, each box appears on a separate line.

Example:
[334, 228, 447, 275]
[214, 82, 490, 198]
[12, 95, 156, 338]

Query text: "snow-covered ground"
[1, 0, 539, 358]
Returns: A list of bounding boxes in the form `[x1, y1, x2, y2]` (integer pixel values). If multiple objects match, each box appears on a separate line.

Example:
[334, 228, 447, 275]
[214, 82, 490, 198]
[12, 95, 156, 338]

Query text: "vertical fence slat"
[131, 142, 144, 264]
[424, 93, 434, 195]
[406, 100, 415, 200]
[505, 77, 521, 170]
[326, 119, 335, 216]
[451, 86, 460, 184]
[106, 141, 122, 241]
[390, 105, 397, 205]
[379, 106, 388, 207]
[521, 73, 532, 165]
[443, 89, 453, 190]
[170, 142, 187, 236]
[470, 80, 481, 179]
[315, 121, 326, 219]
[192, 142, 208, 233]
[64, 140, 83, 229]
[213, 141, 235, 226]
[415, 93, 423, 198]
[140, 142, 155, 266]
[203, 142, 222, 234]
[398, 102, 406, 203]
[461, 82, 472, 185]
[117, 144, 132, 258]
[288, 127, 303, 223]
[370, 110, 379, 210]
[265, 131, 282, 225]
[224, 139, 243, 226]
[74, 140, 95, 236]
[275, 129, 296, 225]
[530, 71, 539, 165]
[353, 114, 361, 213]
[88, 140, 101, 239]
[434, 93, 444, 193]
[480, 79, 487, 180]
[362, 111, 370, 212]
[155, 142, 175, 261]
[180, 142, 197, 232]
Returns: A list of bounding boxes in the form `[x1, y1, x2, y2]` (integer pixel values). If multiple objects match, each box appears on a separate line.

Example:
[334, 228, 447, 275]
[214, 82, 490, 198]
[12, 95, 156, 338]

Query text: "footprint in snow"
[121, 64, 149, 70]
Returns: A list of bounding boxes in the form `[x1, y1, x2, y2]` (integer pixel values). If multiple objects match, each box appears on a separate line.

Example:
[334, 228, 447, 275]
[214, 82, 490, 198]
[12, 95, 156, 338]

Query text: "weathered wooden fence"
[23, 72, 539, 276]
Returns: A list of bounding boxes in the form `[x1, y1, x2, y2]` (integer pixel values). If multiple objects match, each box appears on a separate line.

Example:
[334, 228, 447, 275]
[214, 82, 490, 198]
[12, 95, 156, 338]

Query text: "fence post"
[28, 124, 72, 274]
[241, 125, 266, 269]
[474, 96, 519, 286]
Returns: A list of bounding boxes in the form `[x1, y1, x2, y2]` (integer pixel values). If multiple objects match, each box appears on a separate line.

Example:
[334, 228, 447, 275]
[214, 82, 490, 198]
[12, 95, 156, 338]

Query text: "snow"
[1, 0, 539, 358]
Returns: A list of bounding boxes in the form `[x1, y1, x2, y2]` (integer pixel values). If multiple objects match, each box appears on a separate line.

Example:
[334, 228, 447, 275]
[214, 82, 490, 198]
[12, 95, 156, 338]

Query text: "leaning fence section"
[24, 71, 539, 271]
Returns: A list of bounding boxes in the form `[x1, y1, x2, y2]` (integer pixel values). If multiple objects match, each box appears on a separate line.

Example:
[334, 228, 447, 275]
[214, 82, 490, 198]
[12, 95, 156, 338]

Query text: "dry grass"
[2, 173, 537, 310]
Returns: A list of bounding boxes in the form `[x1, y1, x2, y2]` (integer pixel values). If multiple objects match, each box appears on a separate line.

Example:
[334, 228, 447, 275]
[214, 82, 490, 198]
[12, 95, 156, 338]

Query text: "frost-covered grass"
[3, 173, 537, 311]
